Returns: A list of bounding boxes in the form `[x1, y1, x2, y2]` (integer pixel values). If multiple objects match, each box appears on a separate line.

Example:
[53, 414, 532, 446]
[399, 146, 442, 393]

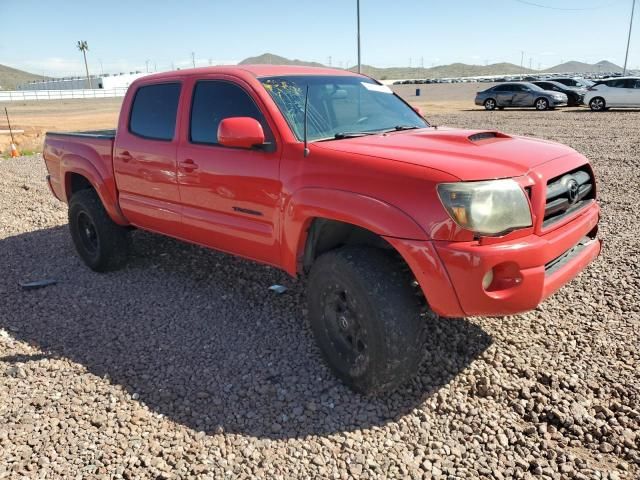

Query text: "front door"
[176, 77, 282, 265]
[624, 79, 640, 106]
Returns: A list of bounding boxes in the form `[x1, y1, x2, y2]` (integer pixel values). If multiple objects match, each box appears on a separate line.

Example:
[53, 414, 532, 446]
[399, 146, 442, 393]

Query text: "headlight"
[437, 179, 532, 235]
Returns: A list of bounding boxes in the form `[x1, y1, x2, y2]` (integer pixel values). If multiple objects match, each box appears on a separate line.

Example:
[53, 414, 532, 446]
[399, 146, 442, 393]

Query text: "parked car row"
[392, 71, 629, 85]
[475, 77, 640, 111]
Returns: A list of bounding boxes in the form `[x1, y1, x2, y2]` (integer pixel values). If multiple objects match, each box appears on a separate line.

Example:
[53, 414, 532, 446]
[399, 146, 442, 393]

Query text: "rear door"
[176, 76, 282, 265]
[511, 85, 532, 107]
[494, 85, 515, 106]
[114, 79, 183, 236]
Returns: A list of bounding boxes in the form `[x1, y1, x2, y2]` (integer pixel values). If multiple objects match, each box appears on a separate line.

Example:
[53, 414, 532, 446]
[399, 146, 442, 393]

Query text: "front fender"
[281, 187, 427, 275]
[62, 154, 129, 226]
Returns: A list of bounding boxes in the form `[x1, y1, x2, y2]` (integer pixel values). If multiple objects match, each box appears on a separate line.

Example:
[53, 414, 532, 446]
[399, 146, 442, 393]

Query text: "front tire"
[589, 97, 606, 111]
[535, 97, 549, 110]
[68, 189, 130, 272]
[307, 247, 428, 394]
[484, 98, 497, 110]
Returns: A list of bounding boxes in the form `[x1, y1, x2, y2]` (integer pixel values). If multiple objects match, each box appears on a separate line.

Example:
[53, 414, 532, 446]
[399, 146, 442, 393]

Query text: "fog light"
[482, 269, 494, 290]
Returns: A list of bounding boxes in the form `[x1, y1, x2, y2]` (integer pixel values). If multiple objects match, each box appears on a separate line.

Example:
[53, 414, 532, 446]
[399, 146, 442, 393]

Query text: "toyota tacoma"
[43, 66, 601, 393]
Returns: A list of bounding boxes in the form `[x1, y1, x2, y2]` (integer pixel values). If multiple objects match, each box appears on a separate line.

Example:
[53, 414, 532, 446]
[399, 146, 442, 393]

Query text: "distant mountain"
[238, 53, 325, 68]
[237, 54, 633, 79]
[237, 54, 536, 79]
[546, 60, 623, 74]
[0, 64, 48, 90]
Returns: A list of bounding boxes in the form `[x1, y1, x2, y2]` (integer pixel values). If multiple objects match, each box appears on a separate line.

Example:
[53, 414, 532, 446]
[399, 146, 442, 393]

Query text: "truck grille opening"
[544, 231, 597, 277]
[543, 168, 594, 228]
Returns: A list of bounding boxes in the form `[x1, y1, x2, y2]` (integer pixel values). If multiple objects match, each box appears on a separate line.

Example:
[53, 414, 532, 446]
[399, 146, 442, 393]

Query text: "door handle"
[179, 159, 199, 171]
[120, 150, 132, 162]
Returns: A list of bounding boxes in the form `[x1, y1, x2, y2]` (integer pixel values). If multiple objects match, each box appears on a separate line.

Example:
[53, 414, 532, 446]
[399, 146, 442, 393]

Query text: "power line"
[513, 0, 619, 10]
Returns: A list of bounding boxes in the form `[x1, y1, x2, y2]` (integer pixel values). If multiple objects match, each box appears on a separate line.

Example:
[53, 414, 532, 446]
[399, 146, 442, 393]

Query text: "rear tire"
[589, 97, 606, 112]
[68, 189, 130, 272]
[484, 98, 497, 110]
[535, 97, 549, 110]
[307, 247, 428, 394]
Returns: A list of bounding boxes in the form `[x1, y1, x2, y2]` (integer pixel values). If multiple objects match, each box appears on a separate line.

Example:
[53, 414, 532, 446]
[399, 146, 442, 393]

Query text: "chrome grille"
[543, 169, 594, 228]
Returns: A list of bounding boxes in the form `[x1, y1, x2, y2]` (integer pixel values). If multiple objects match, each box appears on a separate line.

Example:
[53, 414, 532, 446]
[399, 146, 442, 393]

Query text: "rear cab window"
[129, 83, 181, 140]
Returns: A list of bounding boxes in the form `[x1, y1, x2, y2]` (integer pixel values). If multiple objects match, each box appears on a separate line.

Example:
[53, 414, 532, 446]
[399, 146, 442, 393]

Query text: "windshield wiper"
[381, 125, 421, 133]
[332, 131, 379, 139]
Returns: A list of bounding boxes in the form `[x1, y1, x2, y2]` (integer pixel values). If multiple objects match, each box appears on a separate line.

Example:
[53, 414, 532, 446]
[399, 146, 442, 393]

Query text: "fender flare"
[61, 154, 129, 225]
[281, 187, 427, 275]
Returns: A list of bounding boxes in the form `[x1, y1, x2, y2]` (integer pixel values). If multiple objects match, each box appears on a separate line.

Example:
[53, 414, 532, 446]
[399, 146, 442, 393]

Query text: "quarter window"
[190, 81, 270, 145]
[129, 83, 181, 141]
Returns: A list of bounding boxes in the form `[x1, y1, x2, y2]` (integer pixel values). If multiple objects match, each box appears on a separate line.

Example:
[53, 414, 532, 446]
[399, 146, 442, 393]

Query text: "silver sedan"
[475, 82, 568, 111]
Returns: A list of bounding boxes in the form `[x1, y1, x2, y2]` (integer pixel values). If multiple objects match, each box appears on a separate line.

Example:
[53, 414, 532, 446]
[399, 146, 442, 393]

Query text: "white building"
[19, 72, 148, 91]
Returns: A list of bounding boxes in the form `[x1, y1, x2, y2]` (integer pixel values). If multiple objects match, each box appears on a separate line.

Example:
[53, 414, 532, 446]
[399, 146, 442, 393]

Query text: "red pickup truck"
[43, 66, 601, 393]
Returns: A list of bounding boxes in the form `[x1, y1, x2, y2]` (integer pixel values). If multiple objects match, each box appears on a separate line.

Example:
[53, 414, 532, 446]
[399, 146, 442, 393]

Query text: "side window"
[190, 81, 271, 145]
[607, 79, 624, 88]
[129, 83, 181, 141]
[623, 79, 640, 89]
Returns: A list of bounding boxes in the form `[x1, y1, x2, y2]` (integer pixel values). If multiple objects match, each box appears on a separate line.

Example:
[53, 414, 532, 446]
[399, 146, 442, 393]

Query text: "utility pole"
[520, 51, 524, 73]
[77, 40, 92, 88]
[623, 0, 636, 75]
[191, 52, 196, 68]
[529, 57, 532, 70]
[356, 0, 361, 73]
[145, 60, 149, 73]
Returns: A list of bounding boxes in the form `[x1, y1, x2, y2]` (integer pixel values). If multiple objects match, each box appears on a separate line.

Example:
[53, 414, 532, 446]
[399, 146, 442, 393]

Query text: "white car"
[584, 77, 640, 111]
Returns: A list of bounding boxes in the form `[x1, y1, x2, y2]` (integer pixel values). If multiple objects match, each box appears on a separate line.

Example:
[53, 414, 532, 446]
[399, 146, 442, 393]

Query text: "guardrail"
[0, 88, 128, 102]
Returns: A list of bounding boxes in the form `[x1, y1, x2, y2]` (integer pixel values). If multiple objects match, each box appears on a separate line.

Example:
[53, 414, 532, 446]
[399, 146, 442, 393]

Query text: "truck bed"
[43, 130, 117, 204]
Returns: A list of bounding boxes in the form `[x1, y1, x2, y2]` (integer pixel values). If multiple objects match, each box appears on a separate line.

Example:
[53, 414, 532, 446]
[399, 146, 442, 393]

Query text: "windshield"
[259, 75, 428, 141]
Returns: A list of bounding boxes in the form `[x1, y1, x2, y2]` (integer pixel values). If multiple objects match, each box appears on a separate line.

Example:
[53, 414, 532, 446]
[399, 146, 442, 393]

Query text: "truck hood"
[313, 127, 577, 180]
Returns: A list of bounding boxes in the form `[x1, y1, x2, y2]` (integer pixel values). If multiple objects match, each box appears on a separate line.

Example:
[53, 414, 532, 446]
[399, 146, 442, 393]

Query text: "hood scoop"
[468, 131, 511, 143]
[417, 129, 512, 145]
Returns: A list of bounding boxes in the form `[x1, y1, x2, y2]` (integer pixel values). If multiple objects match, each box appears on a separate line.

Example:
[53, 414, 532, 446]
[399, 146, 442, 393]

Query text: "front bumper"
[550, 98, 568, 106]
[435, 202, 600, 316]
[387, 202, 600, 318]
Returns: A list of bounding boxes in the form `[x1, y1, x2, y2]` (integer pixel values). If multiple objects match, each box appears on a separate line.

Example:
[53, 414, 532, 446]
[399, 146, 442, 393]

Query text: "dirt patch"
[0, 108, 638, 478]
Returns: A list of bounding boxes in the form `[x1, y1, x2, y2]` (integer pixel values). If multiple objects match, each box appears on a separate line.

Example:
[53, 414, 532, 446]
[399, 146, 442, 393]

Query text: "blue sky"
[1, 0, 638, 76]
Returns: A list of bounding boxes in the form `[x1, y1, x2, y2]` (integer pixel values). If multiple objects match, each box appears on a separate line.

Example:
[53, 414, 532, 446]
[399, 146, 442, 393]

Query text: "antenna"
[303, 85, 310, 157]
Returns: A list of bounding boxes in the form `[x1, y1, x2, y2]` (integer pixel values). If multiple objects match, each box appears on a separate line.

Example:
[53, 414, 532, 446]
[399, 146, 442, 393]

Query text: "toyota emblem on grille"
[567, 178, 579, 204]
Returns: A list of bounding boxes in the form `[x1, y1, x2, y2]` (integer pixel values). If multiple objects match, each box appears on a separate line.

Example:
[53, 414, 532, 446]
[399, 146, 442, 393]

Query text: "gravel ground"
[0, 109, 638, 479]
